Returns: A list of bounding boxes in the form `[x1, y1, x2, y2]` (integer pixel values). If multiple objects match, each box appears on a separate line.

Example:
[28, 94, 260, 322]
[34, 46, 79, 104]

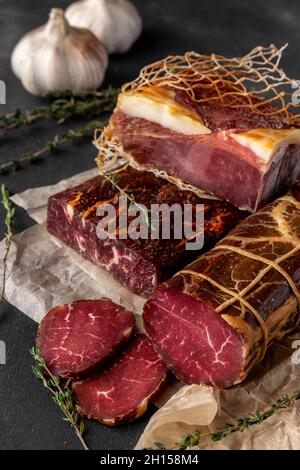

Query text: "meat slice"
[47, 166, 244, 297]
[143, 183, 300, 388]
[72, 335, 167, 425]
[36, 299, 134, 378]
[144, 288, 243, 388]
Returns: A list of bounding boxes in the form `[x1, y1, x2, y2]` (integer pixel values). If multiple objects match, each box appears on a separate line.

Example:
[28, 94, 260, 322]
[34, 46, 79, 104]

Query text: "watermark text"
[96, 197, 205, 250]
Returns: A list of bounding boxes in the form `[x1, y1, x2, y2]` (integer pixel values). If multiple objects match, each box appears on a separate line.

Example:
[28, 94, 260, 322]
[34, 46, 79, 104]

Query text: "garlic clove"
[11, 8, 108, 96]
[66, 0, 143, 54]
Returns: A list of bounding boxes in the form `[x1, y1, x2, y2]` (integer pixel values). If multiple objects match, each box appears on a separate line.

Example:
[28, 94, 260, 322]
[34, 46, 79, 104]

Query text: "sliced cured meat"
[72, 335, 167, 425]
[144, 287, 243, 388]
[36, 299, 134, 378]
[108, 98, 300, 213]
[143, 183, 300, 388]
[47, 166, 244, 297]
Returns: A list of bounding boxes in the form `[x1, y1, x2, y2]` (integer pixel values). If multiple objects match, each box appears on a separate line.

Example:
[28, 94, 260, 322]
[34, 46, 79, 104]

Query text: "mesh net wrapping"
[122, 44, 300, 120]
[94, 45, 300, 195]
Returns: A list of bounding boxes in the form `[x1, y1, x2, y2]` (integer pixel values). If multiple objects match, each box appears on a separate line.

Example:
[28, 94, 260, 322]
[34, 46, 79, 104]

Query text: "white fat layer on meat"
[230, 128, 300, 166]
[118, 90, 300, 167]
[118, 92, 211, 136]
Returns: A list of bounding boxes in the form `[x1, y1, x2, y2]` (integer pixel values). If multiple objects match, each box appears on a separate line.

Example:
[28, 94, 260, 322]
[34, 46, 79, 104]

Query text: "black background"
[0, 0, 299, 450]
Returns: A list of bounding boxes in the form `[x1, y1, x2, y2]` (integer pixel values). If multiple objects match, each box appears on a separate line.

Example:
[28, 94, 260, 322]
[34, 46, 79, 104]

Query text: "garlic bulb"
[11, 8, 108, 96]
[66, 0, 142, 54]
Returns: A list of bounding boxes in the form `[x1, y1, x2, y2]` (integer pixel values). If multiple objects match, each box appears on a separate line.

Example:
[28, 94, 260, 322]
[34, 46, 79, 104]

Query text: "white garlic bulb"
[11, 8, 108, 96]
[66, 0, 142, 54]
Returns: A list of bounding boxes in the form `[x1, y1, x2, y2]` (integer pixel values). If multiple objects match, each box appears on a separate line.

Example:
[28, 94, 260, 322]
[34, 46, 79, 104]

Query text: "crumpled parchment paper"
[1, 169, 300, 450]
[136, 341, 300, 449]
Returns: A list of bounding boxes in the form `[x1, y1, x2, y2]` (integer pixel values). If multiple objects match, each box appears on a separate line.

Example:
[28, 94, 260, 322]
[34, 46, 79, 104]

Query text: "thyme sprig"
[0, 120, 105, 174]
[31, 347, 89, 451]
[0, 87, 119, 135]
[155, 388, 300, 449]
[1, 185, 15, 301]
[102, 171, 152, 229]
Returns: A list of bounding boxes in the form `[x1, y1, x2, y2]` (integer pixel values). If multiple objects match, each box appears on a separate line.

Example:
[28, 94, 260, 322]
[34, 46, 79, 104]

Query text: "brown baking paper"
[1, 170, 300, 450]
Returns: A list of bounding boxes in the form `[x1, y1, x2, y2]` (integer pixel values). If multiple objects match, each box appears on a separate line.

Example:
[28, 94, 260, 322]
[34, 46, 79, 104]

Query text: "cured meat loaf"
[47, 166, 244, 297]
[100, 48, 300, 212]
[109, 107, 300, 212]
[144, 183, 300, 388]
[72, 335, 167, 425]
[37, 299, 134, 378]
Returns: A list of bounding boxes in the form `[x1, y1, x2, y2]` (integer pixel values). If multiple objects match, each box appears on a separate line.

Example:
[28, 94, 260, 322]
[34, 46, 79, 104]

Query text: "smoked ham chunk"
[108, 86, 300, 212]
[47, 167, 244, 297]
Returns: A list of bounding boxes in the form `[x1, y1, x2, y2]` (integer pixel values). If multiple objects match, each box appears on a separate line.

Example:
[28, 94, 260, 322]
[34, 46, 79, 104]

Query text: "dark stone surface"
[0, 0, 299, 450]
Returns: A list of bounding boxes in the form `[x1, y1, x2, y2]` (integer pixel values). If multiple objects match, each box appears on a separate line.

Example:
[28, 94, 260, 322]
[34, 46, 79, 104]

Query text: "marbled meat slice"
[144, 287, 243, 388]
[47, 166, 244, 297]
[143, 183, 300, 388]
[72, 335, 167, 425]
[36, 299, 135, 378]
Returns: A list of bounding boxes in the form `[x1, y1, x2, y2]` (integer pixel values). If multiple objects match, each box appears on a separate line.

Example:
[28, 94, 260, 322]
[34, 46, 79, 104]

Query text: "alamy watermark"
[96, 196, 205, 251]
[0, 341, 6, 365]
[0, 80, 6, 104]
[292, 80, 300, 105]
[291, 340, 300, 365]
